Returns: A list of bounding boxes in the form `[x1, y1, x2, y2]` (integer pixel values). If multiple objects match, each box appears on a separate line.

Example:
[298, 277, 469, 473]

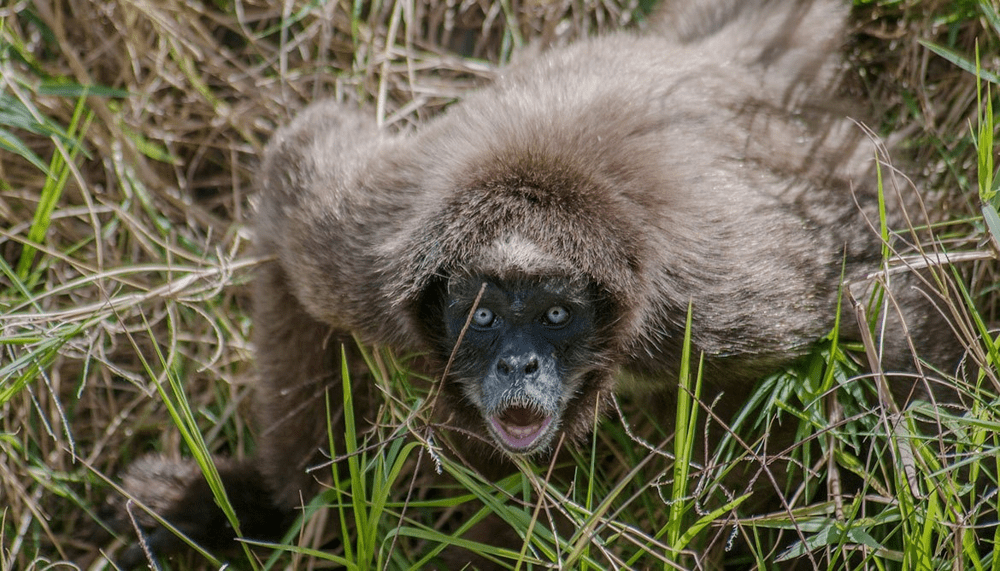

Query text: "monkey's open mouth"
[489, 406, 554, 452]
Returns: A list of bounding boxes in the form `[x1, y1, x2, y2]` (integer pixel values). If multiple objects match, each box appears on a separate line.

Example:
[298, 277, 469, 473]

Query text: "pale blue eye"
[473, 307, 495, 327]
[545, 306, 569, 325]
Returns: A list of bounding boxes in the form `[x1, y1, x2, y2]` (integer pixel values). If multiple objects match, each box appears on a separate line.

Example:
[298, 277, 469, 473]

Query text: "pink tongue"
[491, 406, 552, 449]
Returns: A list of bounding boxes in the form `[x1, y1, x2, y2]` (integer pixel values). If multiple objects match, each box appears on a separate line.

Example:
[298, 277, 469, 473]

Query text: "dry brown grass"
[1, 0, 997, 569]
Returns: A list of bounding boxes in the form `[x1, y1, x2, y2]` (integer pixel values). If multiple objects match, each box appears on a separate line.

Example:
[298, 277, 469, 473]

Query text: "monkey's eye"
[472, 307, 496, 328]
[543, 306, 570, 326]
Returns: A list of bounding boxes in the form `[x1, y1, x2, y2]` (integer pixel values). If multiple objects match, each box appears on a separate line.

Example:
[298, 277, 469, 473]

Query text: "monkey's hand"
[112, 454, 289, 568]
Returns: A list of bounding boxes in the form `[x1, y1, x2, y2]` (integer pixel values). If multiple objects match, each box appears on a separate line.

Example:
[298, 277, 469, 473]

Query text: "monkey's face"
[442, 275, 597, 455]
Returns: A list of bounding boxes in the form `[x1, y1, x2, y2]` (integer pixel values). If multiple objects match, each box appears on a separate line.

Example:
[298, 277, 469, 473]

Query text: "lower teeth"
[505, 424, 539, 438]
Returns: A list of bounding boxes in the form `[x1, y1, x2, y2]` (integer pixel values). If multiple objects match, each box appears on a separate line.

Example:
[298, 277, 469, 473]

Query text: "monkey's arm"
[251, 253, 364, 509]
[256, 101, 423, 349]
[116, 103, 390, 566]
[115, 280, 355, 568]
[252, 100, 422, 506]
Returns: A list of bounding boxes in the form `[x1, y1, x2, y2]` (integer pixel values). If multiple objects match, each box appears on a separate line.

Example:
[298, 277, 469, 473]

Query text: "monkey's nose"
[497, 355, 539, 377]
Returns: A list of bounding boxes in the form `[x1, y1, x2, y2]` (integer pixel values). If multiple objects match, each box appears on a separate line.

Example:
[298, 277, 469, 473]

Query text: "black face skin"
[442, 275, 597, 455]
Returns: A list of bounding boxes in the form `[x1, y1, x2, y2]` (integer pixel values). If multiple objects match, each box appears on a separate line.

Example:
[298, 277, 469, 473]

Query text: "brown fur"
[117, 0, 962, 566]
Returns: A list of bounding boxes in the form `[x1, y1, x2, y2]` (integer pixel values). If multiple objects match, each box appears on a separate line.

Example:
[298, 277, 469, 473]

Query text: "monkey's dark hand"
[114, 455, 289, 569]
